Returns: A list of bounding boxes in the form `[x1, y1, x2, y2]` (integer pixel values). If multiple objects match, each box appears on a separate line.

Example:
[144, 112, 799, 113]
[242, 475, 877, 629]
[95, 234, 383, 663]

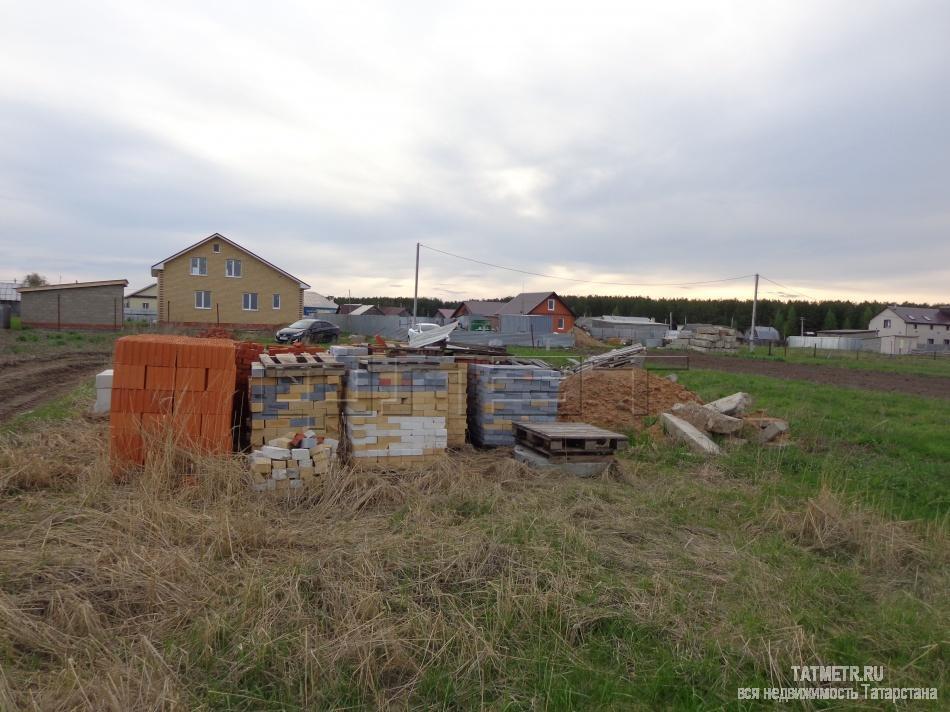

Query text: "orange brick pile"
[110, 335, 239, 470]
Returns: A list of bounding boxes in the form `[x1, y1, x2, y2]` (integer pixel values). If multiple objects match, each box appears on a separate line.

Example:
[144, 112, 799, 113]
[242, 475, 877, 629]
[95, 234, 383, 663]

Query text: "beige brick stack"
[344, 357, 452, 468]
[248, 430, 339, 492]
[249, 353, 344, 447]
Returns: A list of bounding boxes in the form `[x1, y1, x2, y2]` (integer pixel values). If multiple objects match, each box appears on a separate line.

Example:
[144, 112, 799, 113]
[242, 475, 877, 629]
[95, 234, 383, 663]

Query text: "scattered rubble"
[249, 429, 338, 492]
[661, 413, 721, 455]
[661, 392, 790, 453]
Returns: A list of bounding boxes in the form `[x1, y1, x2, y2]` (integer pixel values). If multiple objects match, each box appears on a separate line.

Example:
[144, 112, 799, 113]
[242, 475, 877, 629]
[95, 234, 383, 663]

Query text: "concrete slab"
[741, 416, 790, 444]
[704, 392, 752, 417]
[660, 413, 721, 456]
[512, 446, 611, 477]
[671, 402, 743, 435]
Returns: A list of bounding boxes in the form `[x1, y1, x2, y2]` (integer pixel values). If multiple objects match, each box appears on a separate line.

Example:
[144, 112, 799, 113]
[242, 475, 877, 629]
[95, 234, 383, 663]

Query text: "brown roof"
[451, 300, 506, 318]
[381, 306, 410, 316]
[150, 233, 310, 289]
[17, 279, 128, 293]
[498, 292, 576, 317]
[436, 308, 455, 319]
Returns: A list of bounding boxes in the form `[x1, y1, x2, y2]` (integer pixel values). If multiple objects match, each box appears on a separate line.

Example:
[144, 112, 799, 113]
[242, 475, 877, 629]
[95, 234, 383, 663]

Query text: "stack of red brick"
[111, 335, 238, 469]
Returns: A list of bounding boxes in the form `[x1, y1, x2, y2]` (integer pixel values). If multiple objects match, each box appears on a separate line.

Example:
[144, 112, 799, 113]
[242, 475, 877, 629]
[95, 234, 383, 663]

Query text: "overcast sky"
[1, 1, 948, 303]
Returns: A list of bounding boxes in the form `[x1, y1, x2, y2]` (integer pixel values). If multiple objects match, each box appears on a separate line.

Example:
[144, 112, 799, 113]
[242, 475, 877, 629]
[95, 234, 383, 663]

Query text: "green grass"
[676, 369, 950, 523]
[507, 345, 604, 359]
[10, 315, 22, 330]
[729, 345, 950, 378]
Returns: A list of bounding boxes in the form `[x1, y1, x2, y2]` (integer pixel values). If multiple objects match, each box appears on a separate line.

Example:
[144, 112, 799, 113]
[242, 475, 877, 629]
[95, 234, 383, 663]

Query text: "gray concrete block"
[704, 392, 752, 417]
[661, 413, 721, 456]
[512, 446, 611, 477]
[671, 402, 743, 434]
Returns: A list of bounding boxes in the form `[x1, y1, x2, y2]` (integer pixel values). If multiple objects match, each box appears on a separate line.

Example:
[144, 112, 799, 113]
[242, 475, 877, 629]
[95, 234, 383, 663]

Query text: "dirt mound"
[559, 368, 700, 432]
[572, 327, 607, 350]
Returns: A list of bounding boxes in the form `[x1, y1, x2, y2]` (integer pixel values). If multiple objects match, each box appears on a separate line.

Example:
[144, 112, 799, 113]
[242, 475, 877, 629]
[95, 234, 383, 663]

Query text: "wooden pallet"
[258, 352, 345, 373]
[513, 422, 628, 457]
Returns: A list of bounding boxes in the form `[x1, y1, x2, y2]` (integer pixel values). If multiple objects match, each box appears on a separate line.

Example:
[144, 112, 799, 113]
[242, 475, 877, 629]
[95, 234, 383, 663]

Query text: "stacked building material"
[329, 344, 369, 370]
[249, 353, 344, 447]
[248, 430, 338, 492]
[467, 364, 562, 447]
[668, 326, 738, 353]
[343, 357, 450, 467]
[110, 335, 237, 471]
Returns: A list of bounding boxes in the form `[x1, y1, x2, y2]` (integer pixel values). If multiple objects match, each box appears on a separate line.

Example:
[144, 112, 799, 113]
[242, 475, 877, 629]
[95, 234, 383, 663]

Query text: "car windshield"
[288, 319, 315, 329]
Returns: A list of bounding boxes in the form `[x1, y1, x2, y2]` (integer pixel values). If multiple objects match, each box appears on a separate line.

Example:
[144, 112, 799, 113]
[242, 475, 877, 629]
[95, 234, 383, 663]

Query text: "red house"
[498, 292, 576, 333]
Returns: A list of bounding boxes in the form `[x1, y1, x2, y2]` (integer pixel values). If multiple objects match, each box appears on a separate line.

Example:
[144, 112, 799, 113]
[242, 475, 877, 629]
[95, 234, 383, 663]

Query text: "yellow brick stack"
[249, 353, 344, 447]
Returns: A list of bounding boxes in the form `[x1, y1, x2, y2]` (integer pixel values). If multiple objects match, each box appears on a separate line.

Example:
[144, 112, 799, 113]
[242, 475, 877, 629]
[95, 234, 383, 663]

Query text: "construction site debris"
[468, 364, 561, 446]
[572, 343, 646, 372]
[705, 391, 752, 416]
[558, 368, 702, 432]
[248, 429, 338, 492]
[668, 326, 738, 353]
[670, 401, 743, 434]
[742, 416, 790, 444]
[660, 413, 722, 455]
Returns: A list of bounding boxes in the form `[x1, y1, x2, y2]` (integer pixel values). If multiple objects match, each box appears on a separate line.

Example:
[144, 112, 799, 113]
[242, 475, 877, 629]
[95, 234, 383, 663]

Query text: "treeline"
[334, 295, 933, 338]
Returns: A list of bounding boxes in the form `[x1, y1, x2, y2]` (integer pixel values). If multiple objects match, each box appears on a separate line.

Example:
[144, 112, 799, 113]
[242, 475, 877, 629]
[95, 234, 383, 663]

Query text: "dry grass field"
[0, 368, 947, 709]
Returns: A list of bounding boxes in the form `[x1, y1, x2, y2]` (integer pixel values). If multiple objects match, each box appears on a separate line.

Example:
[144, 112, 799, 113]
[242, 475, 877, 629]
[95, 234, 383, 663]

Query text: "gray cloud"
[0, 0, 948, 302]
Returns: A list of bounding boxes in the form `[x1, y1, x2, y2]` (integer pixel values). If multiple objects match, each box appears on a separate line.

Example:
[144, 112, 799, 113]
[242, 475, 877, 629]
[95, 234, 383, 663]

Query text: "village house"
[497, 292, 576, 333]
[150, 233, 309, 328]
[450, 300, 507, 330]
[303, 291, 338, 316]
[869, 305, 950, 349]
[124, 283, 158, 321]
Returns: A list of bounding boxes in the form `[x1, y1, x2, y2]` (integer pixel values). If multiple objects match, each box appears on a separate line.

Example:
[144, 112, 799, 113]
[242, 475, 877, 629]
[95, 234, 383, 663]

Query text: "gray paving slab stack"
[467, 364, 562, 446]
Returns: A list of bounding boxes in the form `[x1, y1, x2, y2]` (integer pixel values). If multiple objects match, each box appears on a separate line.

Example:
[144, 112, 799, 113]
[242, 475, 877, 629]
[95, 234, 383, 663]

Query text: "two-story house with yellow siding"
[150, 233, 310, 328]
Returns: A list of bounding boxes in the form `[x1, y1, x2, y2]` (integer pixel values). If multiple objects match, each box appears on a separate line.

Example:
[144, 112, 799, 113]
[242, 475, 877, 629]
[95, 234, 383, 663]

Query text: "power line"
[759, 275, 814, 301]
[419, 243, 754, 289]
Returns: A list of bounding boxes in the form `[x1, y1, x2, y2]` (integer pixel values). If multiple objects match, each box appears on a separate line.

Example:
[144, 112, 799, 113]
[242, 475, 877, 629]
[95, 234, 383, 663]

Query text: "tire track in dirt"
[0, 351, 112, 422]
[684, 353, 950, 400]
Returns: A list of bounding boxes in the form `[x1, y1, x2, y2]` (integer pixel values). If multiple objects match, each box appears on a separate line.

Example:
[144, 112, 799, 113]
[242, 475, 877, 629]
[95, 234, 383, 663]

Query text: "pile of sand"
[558, 368, 701, 432]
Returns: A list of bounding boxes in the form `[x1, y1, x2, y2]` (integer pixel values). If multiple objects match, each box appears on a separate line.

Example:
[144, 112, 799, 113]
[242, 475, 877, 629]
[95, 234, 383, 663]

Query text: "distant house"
[124, 283, 158, 321]
[338, 304, 383, 316]
[432, 308, 456, 326]
[304, 291, 338, 316]
[451, 300, 507, 330]
[0, 280, 22, 316]
[870, 305, 950, 349]
[745, 325, 781, 343]
[17, 279, 128, 330]
[380, 305, 411, 318]
[498, 292, 576, 334]
[151, 233, 309, 327]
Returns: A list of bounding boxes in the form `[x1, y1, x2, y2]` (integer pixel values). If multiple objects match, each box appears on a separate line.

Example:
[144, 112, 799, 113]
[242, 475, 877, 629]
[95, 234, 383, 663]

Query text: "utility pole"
[748, 273, 759, 352]
[412, 242, 420, 327]
[800, 316, 805, 337]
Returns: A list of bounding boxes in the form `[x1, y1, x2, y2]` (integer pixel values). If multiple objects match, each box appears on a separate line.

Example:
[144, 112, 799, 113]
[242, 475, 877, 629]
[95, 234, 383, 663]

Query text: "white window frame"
[272, 293, 281, 310]
[142, 302, 149, 310]
[226, 258, 242, 278]
[212, 243, 221, 253]
[190, 256, 207, 276]
[557, 317, 565, 330]
[547, 298, 555, 311]
[195, 290, 211, 309]
[243, 292, 259, 311]
[883, 319, 891, 328]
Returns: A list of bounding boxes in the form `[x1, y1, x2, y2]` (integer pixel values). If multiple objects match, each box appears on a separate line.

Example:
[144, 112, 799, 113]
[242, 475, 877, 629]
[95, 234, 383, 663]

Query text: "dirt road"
[685, 353, 950, 400]
[0, 351, 112, 422]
